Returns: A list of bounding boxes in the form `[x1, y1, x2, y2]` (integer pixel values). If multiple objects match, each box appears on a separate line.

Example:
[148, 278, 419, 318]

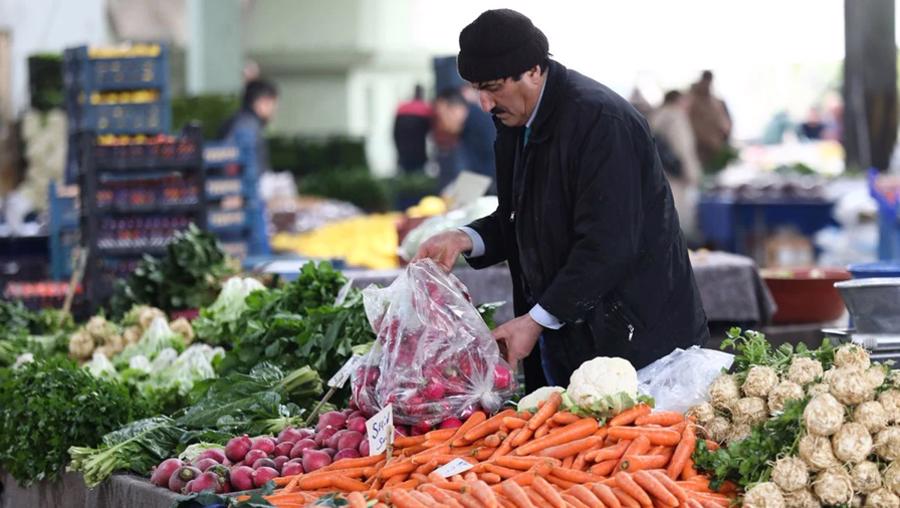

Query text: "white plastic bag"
[637, 346, 734, 413]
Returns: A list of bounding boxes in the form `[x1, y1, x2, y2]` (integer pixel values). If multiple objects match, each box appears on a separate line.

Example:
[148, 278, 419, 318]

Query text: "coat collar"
[524, 59, 566, 144]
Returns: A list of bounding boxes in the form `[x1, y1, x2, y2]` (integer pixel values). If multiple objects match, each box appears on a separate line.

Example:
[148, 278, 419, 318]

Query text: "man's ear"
[528, 65, 542, 83]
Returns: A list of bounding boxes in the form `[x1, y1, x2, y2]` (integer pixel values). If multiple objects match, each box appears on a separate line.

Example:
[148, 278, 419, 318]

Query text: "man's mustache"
[491, 107, 508, 115]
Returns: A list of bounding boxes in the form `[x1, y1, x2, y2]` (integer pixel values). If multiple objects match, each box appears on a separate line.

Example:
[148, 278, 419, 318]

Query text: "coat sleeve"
[463, 208, 508, 269]
[538, 116, 645, 323]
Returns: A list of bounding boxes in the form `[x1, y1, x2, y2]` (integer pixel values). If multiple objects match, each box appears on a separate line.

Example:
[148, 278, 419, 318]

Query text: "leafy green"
[693, 397, 808, 490]
[0, 300, 74, 365]
[193, 277, 266, 345]
[562, 391, 654, 422]
[477, 301, 505, 330]
[174, 481, 275, 507]
[114, 317, 186, 368]
[109, 224, 236, 316]
[67, 416, 185, 487]
[0, 357, 147, 485]
[721, 327, 834, 382]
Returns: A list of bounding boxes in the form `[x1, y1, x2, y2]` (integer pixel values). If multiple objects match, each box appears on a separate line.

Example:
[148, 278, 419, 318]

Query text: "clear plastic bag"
[351, 259, 516, 425]
[637, 346, 734, 413]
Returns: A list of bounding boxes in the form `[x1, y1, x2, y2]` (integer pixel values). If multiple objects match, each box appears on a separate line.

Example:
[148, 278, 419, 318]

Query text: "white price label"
[327, 355, 362, 389]
[434, 458, 474, 478]
[365, 404, 393, 456]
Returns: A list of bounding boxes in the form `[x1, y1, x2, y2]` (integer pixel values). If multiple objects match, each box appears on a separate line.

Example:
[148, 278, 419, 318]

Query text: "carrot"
[633, 470, 679, 506]
[611, 487, 642, 508]
[534, 422, 552, 439]
[634, 411, 684, 427]
[323, 452, 387, 471]
[468, 480, 499, 508]
[527, 392, 562, 431]
[424, 428, 457, 442]
[681, 457, 698, 480]
[380, 460, 417, 479]
[511, 427, 534, 448]
[485, 433, 503, 448]
[552, 411, 582, 425]
[591, 458, 618, 476]
[573, 451, 587, 471]
[503, 417, 528, 430]
[648, 470, 688, 505]
[296, 474, 332, 490]
[562, 492, 591, 508]
[591, 482, 622, 508]
[450, 411, 487, 447]
[562, 455, 575, 469]
[481, 472, 502, 485]
[462, 409, 516, 443]
[485, 463, 522, 479]
[620, 453, 671, 473]
[475, 446, 497, 461]
[568, 484, 604, 508]
[608, 404, 652, 427]
[459, 492, 483, 508]
[587, 439, 631, 462]
[524, 486, 547, 507]
[420, 484, 465, 508]
[615, 472, 653, 508]
[685, 500, 705, 508]
[677, 481, 713, 493]
[614, 435, 651, 471]
[704, 439, 720, 451]
[515, 418, 599, 456]
[607, 426, 681, 446]
[490, 428, 521, 459]
[666, 421, 697, 479]
[390, 490, 427, 508]
[689, 492, 733, 507]
[394, 434, 428, 448]
[551, 466, 605, 484]
[415, 459, 439, 475]
[547, 474, 577, 490]
[332, 475, 369, 492]
[532, 476, 566, 508]
[502, 480, 537, 508]
[538, 435, 605, 459]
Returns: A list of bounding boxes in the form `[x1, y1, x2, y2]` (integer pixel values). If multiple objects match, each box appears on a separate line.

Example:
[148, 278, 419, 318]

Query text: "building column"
[187, 0, 242, 95]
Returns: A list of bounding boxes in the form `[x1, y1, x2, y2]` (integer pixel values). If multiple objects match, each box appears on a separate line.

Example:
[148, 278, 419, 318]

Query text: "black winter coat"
[465, 60, 709, 390]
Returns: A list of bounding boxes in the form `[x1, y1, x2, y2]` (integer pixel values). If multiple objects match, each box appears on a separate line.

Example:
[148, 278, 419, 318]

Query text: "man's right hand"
[412, 229, 473, 272]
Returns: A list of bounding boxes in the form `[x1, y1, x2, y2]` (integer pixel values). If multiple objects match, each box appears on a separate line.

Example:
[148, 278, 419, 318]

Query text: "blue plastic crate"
[68, 101, 170, 134]
[63, 45, 169, 92]
[203, 142, 243, 167]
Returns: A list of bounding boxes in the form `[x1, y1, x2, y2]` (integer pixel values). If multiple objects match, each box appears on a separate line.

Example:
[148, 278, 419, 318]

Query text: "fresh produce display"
[68, 305, 191, 362]
[97, 215, 194, 249]
[96, 175, 200, 209]
[352, 260, 516, 425]
[241, 394, 733, 508]
[109, 224, 236, 316]
[692, 329, 900, 506]
[193, 277, 266, 346]
[0, 299, 73, 366]
[0, 357, 148, 485]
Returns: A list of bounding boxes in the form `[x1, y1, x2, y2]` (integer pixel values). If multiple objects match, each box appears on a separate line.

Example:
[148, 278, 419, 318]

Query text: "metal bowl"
[836, 277, 900, 334]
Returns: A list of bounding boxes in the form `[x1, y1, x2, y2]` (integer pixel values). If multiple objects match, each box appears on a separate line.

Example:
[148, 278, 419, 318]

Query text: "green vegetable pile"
[0, 357, 147, 485]
[0, 299, 73, 366]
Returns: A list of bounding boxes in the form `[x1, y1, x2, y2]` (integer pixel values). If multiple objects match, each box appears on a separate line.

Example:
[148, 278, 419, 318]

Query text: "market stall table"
[0, 471, 178, 508]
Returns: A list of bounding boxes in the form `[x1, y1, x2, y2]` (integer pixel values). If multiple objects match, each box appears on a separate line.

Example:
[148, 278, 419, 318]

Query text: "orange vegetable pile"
[240, 394, 737, 507]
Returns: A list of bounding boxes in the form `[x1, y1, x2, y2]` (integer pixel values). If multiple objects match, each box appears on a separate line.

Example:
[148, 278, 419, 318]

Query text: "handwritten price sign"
[365, 404, 394, 456]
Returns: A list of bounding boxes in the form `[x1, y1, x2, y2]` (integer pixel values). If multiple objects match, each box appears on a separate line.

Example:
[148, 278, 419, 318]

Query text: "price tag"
[327, 355, 362, 389]
[365, 404, 394, 456]
[434, 457, 474, 478]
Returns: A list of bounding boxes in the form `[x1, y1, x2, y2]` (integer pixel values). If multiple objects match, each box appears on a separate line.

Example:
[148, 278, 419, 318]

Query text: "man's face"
[254, 96, 278, 123]
[472, 66, 543, 127]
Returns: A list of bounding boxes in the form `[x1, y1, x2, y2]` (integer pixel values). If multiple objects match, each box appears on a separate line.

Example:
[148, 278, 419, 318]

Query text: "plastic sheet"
[352, 259, 516, 425]
[637, 346, 734, 413]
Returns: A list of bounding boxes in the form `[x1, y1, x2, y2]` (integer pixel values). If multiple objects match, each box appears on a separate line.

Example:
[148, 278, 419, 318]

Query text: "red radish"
[316, 411, 347, 431]
[439, 418, 463, 429]
[243, 449, 267, 466]
[326, 429, 348, 450]
[281, 461, 303, 476]
[394, 425, 410, 437]
[342, 408, 355, 416]
[337, 430, 364, 451]
[289, 439, 317, 459]
[252, 458, 276, 470]
[150, 458, 182, 487]
[169, 465, 200, 493]
[314, 427, 338, 447]
[195, 448, 226, 464]
[273, 456, 289, 472]
[186, 471, 223, 494]
[276, 427, 307, 444]
[346, 417, 367, 434]
[229, 466, 254, 491]
[250, 436, 276, 455]
[253, 467, 279, 488]
[302, 449, 332, 473]
[273, 442, 294, 457]
[358, 439, 370, 456]
[193, 458, 219, 472]
[411, 421, 431, 436]
[206, 464, 230, 482]
[347, 411, 364, 421]
[225, 435, 253, 462]
[493, 364, 512, 390]
[422, 381, 446, 401]
[334, 449, 361, 461]
[320, 448, 336, 458]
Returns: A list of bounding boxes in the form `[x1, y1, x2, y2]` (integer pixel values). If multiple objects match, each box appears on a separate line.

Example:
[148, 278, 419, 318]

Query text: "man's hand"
[412, 229, 473, 272]
[493, 314, 543, 368]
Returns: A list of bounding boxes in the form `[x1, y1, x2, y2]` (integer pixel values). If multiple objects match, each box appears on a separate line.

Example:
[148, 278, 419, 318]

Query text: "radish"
[229, 465, 255, 491]
[289, 439, 317, 459]
[316, 411, 347, 431]
[225, 435, 253, 462]
[334, 449, 361, 461]
[274, 442, 294, 457]
[282, 461, 303, 476]
[346, 416, 367, 434]
[494, 365, 512, 390]
[394, 425, 410, 437]
[195, 448, 226, 464]
[243, 449, 268, 466]
[337, 430, 364, 451]
[150, 458, 182, 487]
[252, 458, 276, 470]
[253, 467, 279, 488]
[207, 464, 230, 482]
[422, 381, 446, 401]
[347, 411, 364, 421]
[193, 458, 219, 472]
[315, 427, 338, 447]
[250, 436, 276, 455]
[302, 449, 332, 473]
[186, 471, 223, 494]
[358, 439, 370, 456]
[326, 429, 348, 450]
[276, 427, 307, 444]
[439, 418, 463, 429]
[169, 465, 200, 494]
[273, 456, 289, 472]
[320, 448, 336, 458]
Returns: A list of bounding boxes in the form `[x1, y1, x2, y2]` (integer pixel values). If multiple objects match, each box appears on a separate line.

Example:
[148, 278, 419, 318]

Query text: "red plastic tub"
[762, 267, 851, 324]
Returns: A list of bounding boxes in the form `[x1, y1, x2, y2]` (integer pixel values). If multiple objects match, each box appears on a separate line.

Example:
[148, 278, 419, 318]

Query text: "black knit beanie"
[457, 9, 549, 83]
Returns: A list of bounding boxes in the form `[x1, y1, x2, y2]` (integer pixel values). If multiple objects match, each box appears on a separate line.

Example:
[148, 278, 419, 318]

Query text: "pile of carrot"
[239, 394, 737, 508]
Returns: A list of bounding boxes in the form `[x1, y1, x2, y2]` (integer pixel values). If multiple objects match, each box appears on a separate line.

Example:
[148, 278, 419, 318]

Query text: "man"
[415, 9, 709, 390]
[433, 88, 498, 191]
[393, 84, 432, 173]
[688, 71, 732, 170]
[219, 79, 279, 173]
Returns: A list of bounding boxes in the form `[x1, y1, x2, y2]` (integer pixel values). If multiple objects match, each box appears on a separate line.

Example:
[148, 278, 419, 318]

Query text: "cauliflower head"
[566, 356, 639, 417]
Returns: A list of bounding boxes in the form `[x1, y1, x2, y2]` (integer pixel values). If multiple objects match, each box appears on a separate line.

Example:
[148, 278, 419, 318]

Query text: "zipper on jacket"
[610, 299, 635, 341]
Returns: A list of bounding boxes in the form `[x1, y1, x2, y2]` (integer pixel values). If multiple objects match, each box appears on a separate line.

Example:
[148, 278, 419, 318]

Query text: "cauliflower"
[518, 386, 565, 412]
[566, 357, 638, 417]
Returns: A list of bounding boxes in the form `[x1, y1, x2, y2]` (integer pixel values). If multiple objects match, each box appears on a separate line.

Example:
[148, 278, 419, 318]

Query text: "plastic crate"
[68, 101, 170, 134]
[92, 137, 201, 170]
[203, 142, 243, 167]
[63, 45, 168, 92]
[207, 209, 247, 232]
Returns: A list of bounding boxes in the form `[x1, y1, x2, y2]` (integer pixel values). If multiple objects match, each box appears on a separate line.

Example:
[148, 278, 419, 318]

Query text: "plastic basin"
[762, 267, 851, 324]
[848, 262, 900, 279]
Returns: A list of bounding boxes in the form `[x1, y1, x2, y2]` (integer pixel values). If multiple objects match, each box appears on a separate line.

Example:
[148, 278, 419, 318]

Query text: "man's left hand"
[492, 314, 543, 369]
